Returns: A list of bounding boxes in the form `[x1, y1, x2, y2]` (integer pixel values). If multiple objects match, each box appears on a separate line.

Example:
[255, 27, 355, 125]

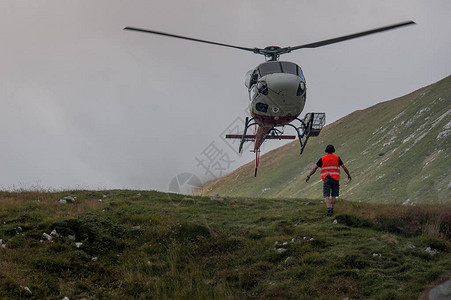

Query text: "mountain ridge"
[200, 76, 451, 203]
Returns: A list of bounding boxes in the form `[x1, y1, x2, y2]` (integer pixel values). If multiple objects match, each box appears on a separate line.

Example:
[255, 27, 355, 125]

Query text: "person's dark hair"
[325, 144, 335, 153]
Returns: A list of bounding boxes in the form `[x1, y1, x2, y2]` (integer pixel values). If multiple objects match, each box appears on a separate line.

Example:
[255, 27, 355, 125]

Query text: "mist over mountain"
[201, 76, 451, 204]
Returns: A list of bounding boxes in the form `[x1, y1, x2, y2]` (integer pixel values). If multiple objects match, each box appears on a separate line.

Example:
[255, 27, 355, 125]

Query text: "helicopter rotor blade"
[288, 20, 416, 51]
[124, 26, 259, 53]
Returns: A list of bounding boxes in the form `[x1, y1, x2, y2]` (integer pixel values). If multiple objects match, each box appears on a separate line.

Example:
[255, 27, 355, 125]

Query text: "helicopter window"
[250, 71, 259, 86]
[298, 66, 305, 81]
[280, 62, 298, 75]
[249, 85, 259, 101]
[258, 62, 282, 77]
[297, 81, 306, 96]
[258, 61, 302, 77]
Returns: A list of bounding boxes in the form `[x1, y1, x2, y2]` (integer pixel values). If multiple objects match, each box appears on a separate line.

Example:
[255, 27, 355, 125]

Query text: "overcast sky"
[0, 0, 450, 192]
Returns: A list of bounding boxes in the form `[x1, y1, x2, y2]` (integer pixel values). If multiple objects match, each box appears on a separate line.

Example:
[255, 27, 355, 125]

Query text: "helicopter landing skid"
[225, 113, 325, 176]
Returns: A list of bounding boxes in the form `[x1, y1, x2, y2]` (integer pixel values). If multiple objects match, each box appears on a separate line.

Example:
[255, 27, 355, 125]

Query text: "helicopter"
[124, 20, 415, 176]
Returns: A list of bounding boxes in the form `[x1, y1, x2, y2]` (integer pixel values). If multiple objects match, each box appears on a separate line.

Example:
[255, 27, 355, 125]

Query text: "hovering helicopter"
[124, 20, 415, 176]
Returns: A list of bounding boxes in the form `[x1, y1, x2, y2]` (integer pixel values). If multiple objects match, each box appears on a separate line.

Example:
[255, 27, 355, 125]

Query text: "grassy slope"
[201, 76, 451, 203]
[0, 190, 450, 299]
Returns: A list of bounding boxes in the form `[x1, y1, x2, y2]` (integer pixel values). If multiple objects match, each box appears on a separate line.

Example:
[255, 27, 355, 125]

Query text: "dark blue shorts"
[323, 176, 339, 197]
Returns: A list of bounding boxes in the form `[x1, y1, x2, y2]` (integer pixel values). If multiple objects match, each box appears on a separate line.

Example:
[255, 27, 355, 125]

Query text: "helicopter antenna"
[124, 21, 415, 61]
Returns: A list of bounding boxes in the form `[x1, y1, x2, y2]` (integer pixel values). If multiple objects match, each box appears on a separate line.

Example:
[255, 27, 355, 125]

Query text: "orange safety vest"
[320, 154, 340, 181]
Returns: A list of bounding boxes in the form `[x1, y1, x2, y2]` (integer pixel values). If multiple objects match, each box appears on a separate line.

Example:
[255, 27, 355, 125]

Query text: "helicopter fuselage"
[245, 61, 306, 127]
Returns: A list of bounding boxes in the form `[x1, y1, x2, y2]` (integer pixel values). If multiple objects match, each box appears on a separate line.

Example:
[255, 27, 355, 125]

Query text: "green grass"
[0, 190, 449, 299]
[201, 75, 451, 204]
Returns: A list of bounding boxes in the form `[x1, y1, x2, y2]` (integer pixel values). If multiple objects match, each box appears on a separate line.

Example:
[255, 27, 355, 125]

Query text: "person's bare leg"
[325, 196, 331, 208]
[328, 196, 336, 216]
[325, 196, 334, 216]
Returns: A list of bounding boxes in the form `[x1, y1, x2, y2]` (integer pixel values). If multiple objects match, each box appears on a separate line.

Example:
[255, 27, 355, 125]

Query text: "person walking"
[305, 144, 351, 216]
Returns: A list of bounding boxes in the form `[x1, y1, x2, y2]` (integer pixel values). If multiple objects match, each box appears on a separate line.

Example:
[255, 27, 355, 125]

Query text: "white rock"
[59, 196, 76, 203]
[62, 297, 70, 300]
[50, 229, 59, 238]
[276, 248, 287, 253]
[91, 257, 98, 262]
[425, 247, 438, 256]
[75, 242, 83, 249]
[43, 233, 53, 241]
[282, 241, 288, 246]
[21, 286, 32, 294]
[333, 219, 338, 224]
[372, 253, 382, 257]
[428, 276, 451, 300]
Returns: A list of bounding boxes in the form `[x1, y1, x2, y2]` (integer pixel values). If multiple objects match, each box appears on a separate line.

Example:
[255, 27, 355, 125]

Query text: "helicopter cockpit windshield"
[258, 61, 305, 80]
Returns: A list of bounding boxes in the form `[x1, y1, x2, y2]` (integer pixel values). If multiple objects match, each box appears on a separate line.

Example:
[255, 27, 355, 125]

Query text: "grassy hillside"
[0, 190, 449, 299]
[201, 76, 451, 203]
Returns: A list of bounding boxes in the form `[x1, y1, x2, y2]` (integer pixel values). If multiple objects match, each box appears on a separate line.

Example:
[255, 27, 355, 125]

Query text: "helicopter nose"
[266, 74, 300, 96]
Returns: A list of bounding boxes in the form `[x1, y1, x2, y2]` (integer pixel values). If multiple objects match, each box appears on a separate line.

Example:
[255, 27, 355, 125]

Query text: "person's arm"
[306, 165, 319, 182]
[341, 164, 352, 181]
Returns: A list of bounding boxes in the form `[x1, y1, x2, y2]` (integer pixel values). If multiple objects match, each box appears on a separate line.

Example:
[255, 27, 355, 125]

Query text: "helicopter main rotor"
[124, 20, 415, 61]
